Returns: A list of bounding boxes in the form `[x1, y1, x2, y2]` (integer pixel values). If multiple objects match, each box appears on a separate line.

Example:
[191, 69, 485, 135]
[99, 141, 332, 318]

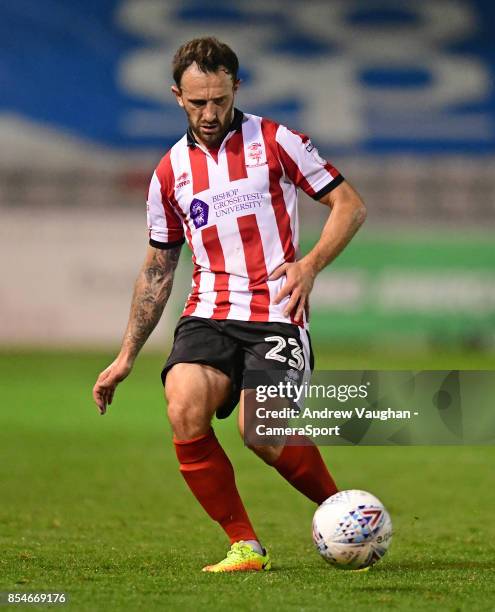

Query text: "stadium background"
[2, 0, 494, 350]
[1, 1, 494, 610]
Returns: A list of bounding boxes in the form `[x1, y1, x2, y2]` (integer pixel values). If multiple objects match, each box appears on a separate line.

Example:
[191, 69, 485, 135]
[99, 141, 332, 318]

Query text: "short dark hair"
[172, 37, 239, 86]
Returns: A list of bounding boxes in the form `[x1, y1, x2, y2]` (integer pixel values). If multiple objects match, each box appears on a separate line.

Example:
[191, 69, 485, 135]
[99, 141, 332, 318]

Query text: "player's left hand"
[269, 259, 316, 322]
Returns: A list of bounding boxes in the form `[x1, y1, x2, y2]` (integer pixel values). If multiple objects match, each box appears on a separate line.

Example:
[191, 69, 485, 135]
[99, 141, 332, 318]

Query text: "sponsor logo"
[246, 142, 266, 167]
[211, 188, 264, 217]
[176, 171, 191, 188]
[190, 198, 209, 228]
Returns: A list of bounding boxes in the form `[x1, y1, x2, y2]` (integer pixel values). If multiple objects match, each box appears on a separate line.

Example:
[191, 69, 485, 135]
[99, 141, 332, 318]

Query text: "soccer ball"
[312, 489, 392, 570]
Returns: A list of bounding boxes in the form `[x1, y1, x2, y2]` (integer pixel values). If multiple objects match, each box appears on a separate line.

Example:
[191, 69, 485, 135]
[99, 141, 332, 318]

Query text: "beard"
[189, 102, 235, 148]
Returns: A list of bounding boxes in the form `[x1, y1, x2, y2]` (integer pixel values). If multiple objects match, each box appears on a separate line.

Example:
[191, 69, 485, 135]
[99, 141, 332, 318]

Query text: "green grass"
[1, 349, 494, 611]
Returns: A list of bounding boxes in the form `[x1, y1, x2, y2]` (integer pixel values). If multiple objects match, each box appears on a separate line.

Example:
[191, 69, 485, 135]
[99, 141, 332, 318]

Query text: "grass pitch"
[1, 349, 494, 611]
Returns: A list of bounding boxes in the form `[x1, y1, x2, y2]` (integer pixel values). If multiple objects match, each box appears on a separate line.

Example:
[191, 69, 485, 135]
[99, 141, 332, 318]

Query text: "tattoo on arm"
[122, 245, 181, 361]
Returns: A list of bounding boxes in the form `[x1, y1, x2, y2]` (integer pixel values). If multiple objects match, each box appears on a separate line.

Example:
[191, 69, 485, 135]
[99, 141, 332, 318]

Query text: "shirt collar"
[186, 108, 244, 148]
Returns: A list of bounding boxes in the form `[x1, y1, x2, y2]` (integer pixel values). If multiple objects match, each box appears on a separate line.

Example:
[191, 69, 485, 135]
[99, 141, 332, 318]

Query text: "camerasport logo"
[246, 142, 266, 167]
[176, 171, 190, 188]
[190, 198, 209, 228]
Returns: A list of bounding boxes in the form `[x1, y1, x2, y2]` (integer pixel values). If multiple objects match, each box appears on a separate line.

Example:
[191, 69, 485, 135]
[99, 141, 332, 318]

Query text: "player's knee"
[166, 399, 210, 440]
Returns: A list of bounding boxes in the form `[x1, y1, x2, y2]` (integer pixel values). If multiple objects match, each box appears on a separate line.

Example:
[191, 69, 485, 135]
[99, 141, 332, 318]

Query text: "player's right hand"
[92, 358, 132, 415]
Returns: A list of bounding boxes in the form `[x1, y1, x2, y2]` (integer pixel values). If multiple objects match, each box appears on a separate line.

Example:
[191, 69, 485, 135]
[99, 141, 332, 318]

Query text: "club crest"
[246, 142, 266, 167]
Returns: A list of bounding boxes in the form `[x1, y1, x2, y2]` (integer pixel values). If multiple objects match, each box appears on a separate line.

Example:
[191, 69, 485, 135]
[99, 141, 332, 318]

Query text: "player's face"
[172, 63, 239, 148]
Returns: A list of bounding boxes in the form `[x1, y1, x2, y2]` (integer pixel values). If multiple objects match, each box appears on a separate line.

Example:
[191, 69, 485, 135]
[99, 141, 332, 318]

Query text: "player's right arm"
[92, 243, 181, 415]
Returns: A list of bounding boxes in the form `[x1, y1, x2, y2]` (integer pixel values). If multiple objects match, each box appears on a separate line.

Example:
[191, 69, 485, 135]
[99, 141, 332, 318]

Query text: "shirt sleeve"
[146, 171, 185, 249]
[276, 125, 344, 200]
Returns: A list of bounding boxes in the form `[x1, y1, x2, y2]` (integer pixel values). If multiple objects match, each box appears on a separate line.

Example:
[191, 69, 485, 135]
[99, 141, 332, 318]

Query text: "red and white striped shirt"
[146, 109, 343, 326]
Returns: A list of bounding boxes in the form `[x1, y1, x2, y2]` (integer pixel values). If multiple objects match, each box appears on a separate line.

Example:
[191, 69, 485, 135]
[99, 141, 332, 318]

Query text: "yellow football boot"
[202, 541, 271, 573]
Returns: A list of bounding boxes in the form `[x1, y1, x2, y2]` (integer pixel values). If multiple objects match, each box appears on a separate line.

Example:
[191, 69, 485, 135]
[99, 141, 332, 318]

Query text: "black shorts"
[161, 316, 314, 419]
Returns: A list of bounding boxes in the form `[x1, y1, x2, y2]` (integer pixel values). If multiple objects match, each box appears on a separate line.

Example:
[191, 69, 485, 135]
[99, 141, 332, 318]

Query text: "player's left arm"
[271, 180, 366, 322]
